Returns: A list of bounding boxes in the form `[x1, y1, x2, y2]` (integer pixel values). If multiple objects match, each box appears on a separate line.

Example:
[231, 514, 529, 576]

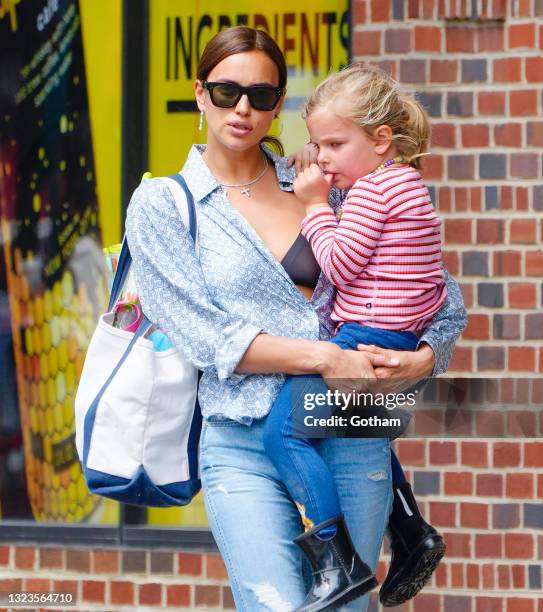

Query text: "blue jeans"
[200, 418, 392, 611]
[263, 323, 418, 530]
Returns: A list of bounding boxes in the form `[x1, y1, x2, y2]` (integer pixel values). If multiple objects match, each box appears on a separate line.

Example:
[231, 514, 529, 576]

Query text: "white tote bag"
[75, 173, 202, 506]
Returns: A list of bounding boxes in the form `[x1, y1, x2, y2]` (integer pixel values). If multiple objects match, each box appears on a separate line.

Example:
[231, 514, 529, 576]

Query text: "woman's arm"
[416, 268, 467, 375]
[236, 333, 398, 379]
[237, 333, 402, 395]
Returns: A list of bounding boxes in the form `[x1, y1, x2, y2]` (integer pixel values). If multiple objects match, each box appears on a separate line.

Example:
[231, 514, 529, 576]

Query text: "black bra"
[280, 234, 321, 289]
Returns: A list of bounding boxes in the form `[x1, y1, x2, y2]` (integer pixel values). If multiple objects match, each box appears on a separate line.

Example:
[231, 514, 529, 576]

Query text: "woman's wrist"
[310, 342, 342, 376]
[415, 342, 435, 377]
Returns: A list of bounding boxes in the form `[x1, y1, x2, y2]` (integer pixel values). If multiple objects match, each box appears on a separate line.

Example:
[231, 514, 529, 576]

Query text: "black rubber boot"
[294, 515, 378, 612]
[379, 482, 446, 607]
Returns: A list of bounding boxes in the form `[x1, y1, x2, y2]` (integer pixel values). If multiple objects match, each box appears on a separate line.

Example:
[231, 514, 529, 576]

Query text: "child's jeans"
[262, 323, 418, 531]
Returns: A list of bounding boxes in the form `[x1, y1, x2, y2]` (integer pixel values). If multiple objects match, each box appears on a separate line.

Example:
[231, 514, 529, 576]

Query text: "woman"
[126, 26, 467, 611]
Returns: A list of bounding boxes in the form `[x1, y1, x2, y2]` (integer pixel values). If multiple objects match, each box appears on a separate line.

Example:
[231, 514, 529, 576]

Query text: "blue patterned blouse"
[125, 145, 468, 424]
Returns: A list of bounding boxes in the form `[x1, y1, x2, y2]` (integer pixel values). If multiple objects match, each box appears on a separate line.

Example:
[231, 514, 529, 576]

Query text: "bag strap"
[161, 173, 199, 251]
[108, 173, 197, 312]
[108, 238, 132, 312]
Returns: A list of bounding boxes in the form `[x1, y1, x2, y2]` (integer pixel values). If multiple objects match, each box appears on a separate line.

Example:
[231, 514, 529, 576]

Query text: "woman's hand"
[287, 142, 319, 176]
[356, 342, 435, 393]
[294, 164, 332, 210]
[318, 344, 399, 394]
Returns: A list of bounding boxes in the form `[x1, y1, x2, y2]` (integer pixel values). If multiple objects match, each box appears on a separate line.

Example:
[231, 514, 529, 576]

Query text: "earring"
[198, 111, 204, 132]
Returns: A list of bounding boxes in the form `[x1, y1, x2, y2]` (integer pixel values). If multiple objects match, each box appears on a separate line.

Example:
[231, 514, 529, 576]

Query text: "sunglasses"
[202, 80, 284, 111]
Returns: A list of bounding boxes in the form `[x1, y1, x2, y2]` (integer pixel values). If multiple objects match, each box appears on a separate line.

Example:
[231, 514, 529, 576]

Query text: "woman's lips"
[227, 122, 252, 137]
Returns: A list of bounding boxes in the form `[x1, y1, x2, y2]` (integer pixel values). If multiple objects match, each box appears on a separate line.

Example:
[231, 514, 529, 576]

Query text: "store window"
[0, 0, 350, 541]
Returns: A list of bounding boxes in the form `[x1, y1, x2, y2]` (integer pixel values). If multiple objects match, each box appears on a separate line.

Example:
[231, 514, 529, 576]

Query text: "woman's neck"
[203, 138, 266, 184]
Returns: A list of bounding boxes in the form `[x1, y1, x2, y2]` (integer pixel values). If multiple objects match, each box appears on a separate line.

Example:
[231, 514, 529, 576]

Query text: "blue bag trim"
[108, 238, 132, 312]
[187, 372, 204, 478]
[82, 174, 201, 506]
[84, 465, 201, 507]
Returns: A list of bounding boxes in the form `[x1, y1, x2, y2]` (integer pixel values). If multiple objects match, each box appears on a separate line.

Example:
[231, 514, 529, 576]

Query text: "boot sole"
[379, 536, 446, 607]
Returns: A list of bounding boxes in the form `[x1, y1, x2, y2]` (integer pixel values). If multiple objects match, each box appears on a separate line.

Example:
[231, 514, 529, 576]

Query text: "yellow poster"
[148, 1, 350, 175]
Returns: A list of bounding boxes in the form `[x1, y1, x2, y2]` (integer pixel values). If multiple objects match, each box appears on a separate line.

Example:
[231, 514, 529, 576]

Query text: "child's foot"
[379, 482, 446, 607]
[294, 514, 378, 612]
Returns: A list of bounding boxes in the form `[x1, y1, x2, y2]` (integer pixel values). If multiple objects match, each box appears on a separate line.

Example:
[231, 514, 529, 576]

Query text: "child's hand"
[287, 143, 319, 176]
[293, 163, 332, 208]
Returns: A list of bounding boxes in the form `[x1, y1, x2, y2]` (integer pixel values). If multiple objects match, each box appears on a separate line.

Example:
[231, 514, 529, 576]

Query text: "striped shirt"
[301, 164, 447, 332]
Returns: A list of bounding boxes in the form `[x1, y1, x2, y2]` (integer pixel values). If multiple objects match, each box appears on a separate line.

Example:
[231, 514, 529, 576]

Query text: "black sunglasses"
[202, 80, 283, 111]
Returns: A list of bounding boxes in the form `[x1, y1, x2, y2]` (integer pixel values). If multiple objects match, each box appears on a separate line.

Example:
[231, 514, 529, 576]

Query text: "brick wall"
[0, 545, 234, 610]
[0, 507, 541, 612]
[390, 438, 543, 611]
[352, 1, 543, 610]
[352, 0, 543, 376]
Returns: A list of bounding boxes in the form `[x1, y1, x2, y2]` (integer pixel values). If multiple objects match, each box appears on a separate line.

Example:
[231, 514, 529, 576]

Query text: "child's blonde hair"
[303, 64, 430, 170]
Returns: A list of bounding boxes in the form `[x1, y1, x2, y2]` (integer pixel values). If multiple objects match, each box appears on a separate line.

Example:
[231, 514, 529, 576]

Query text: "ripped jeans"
[263, 323, 419, 530]
[200, 418, 392, 611]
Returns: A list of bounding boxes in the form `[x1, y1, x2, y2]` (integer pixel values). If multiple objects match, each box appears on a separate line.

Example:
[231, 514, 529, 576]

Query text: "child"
[263, 65, 447, 611]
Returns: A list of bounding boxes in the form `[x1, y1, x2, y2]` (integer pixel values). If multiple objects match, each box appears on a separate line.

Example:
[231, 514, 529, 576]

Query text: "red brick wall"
[0, 545, 234, 610]
[391, 438, 543, 611]
[353, 1, 543, 610]
[353, 0, 543, 376]
[1, 523, 541, 610]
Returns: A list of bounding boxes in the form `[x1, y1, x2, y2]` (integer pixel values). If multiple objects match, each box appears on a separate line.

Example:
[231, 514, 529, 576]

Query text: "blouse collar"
[181, 143, 295, 203]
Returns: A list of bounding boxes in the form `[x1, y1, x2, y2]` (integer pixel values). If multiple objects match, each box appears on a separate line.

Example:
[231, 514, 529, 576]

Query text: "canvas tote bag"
[75, 173, 202, 506]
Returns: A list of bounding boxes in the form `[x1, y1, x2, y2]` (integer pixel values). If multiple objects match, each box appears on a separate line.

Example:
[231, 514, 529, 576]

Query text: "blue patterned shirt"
[125, 145, 467, 424]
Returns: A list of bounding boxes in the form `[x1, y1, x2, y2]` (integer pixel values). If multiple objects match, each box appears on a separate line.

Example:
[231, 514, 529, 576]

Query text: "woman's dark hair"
[197, 26, 286, 155]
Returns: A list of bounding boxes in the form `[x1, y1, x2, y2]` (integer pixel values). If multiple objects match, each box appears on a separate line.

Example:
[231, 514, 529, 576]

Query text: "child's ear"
[373, 125, 394, 155]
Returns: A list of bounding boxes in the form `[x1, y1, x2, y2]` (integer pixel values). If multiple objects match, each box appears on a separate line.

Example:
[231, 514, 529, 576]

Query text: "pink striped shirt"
[301, 165, 447, 332]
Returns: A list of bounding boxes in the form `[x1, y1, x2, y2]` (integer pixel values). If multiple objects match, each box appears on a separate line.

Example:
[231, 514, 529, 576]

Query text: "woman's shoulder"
[128, 176, 177, 219]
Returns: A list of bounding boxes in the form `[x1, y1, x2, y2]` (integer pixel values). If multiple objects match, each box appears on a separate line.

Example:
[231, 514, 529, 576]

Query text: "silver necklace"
[219, 157, 269, 197]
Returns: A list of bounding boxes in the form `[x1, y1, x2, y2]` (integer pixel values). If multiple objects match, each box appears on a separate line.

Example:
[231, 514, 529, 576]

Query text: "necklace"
[375, 155, 407, 172]
[219, 156, 269, 197]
